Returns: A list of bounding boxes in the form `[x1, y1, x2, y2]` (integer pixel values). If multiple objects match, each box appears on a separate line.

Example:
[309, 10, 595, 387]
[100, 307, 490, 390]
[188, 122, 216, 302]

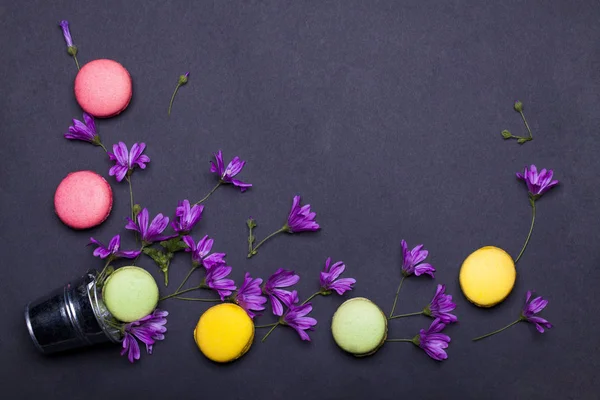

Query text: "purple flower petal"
[286, 195, 320, 233]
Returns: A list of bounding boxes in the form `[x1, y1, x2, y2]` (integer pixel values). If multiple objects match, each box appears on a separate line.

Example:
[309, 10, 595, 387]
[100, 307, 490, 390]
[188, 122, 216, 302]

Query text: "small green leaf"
[501, 130, 512, 139]
[517, 138, 527, 144]
[160, 237, 187, 253]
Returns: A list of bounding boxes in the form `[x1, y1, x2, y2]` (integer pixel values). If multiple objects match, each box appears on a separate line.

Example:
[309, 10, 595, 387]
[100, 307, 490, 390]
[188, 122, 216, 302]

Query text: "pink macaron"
[54, 170, 113, 229]
[74, 59, 132, 118]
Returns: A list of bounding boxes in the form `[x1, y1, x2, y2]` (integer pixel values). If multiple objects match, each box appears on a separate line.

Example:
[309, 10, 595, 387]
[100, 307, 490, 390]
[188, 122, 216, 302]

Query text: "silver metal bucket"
[24, 270, 122, 354]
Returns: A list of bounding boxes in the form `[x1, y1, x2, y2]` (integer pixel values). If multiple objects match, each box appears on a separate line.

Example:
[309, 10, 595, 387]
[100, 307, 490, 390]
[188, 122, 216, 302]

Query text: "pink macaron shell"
[74, 59, 132, 118]
[54, 170, 113, 230]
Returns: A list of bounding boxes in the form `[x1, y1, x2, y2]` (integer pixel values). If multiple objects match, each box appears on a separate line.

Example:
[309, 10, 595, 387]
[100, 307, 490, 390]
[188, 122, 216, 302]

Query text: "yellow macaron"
[193, 303, 254, 363]
[459, 246, 516, 307]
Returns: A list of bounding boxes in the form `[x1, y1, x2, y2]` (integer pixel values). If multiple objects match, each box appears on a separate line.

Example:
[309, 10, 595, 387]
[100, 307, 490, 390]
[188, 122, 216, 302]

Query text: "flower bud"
[67, 45, 78, 56]
[501, 130, 512, 139]
[513, 101, 523, 112]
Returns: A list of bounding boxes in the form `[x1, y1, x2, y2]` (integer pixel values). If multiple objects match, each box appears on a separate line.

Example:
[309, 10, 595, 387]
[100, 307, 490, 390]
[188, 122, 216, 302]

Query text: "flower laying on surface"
[89, 235, 141, 260]
[210, 150, 252, 192]
[125, 208, 176, 244]
[263, 268, 300, 316]
[413, 318, 451, 361]
[516, 165, 559, 199]
[235, 273, 267, 318]
[423, 284, 458, 324]
[108, 142, 150, 182]
[205, 265, 236, 301]
[182, 235, 226, 269]
[121, 309, 168, 363]
[172, 200, 203, 234]
[319, 258, 356, 295]
[401, 240, 435, 278]
[285, 195, 320, 233]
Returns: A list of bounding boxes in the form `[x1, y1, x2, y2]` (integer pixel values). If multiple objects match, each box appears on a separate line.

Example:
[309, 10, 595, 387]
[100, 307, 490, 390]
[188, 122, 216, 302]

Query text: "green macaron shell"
[102, 266, 159, 323]
[331, 297, 388, 357]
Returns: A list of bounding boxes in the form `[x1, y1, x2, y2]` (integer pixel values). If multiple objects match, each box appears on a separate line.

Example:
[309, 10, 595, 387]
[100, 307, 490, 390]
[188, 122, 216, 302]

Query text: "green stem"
[472, 319, 522, 341]
[73, 55, 80, 70]
[248, 223, 254, 255]
[389, 276, 406, 318]
[168, 84, 181, 116]
[159, 285, 203, 301]
[255, 323, 278, 328]
[175, 265, 198, 293]
[173, 297, 220, 302]
[389, 311, 423, 320]
[96, 259, 112, 284]
[301, 291, 322, 305]
[261, 323, 280, 342]
[194, 182, 222, 205]
[386, 339, 414, 343]
[519, 111, 533, 139]
[126, 177, 135, 221]
[248, 227, 286, 258]
[98, 142, 108, 152]
[515, 198, 536, 264]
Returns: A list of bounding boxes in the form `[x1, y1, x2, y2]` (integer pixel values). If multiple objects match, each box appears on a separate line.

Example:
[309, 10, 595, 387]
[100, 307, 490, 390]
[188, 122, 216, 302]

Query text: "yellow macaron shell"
[459, 246, 516, 307]
[193, 303, 254, 363]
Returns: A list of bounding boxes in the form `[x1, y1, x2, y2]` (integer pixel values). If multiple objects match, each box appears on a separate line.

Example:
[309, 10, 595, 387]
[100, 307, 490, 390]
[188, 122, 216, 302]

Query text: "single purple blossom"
[235, 273, 267, 318]
[423, 284, 458, 324]
[210, 150, 252, 192]
[320, 257, 356, 295]
[400, 240, 435, 278]
[182, 235, 226, 269]
[125, 208, 176, 243]
[172, 199, 203, 233]
[264, 268, 300, 316]
[285, 195, 320, 233]
[120, 309, 168, 363]
[59, 20, 74, 48]
[108, 142, 150, 182]
[89, 235, 141, 259]
[205, 265, 236, 300]
[64, 112, 100, 144]
[521, 291, 552, 333]
[413, 318, 451, 361]
[516, 165, 559, 198]
[281, 291, 317, 341]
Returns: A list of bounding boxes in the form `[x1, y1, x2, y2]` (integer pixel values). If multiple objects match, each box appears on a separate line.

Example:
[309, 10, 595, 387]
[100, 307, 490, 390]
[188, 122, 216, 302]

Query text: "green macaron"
[102, 266, 159, 323]
[331, 297, 387, 357]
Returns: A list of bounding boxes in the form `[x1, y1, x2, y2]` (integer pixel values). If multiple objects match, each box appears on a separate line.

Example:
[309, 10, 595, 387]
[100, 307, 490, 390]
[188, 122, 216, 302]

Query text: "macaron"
[459, 246, 516, 307]
[54, 170, 113, 229]
[194, 303, 254, 363]
[74, 59, 132, 118]
[331, 297, 387, 357]
[102, 266, 159, 323]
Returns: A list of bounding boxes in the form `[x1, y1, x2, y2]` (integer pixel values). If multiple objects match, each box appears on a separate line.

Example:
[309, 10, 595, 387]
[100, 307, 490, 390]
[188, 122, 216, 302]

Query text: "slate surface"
[1, 1, 599, 399]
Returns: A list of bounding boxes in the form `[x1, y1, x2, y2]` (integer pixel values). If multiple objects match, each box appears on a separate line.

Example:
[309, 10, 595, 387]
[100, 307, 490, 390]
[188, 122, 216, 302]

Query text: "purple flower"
[205, 265, 236, 300]
[59, 20, 74, 48]
[64, 113, 99, 144]
[264, 268, 300, 316]
[423, 284, 457, 324]
[521, 291, 552, 333]
[125, 208, 176, 243]
[120, 309, 168, 363]
[281, 291, 317, 341]
[210, 150, 252, 192]
[89, 235, 141, 259]
[108, 142, 150, 182]
[413, 318, 451, 361]
[516, 165, 559, 198]
[319, 257, 356, 295]
[182, 235, 226, 269]
[235, 273, 267, 318]
[171, 199, 203, 233]
[400, 240, 435, 278]
[285, 195, 320, 233]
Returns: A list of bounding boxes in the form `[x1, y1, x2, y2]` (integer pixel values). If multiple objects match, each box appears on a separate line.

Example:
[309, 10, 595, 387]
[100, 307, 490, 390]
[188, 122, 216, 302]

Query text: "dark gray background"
[1, 1, 598, 399]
